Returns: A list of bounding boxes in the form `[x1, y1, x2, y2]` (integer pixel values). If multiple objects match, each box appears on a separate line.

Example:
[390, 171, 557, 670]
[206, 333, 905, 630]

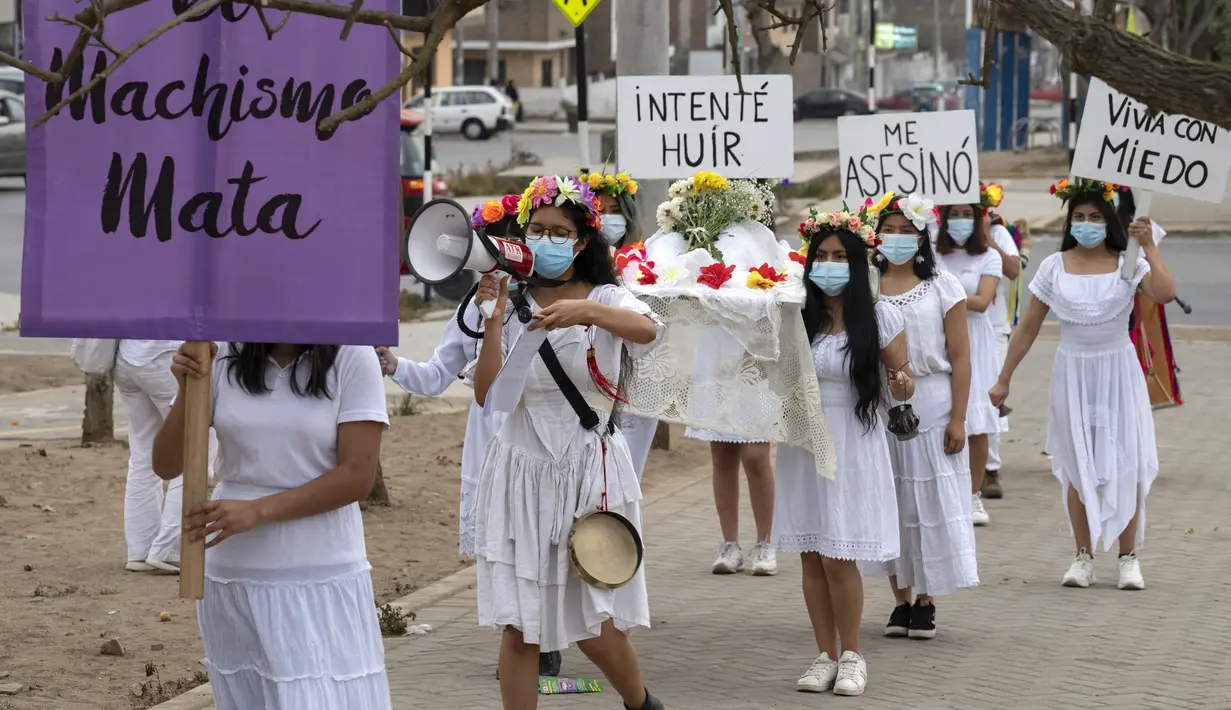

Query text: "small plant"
[446, 148, 542, 197]
[376, 601, 415, 637]
[392, 394, 425, 417]
[398, 289, 433, 322]
[130, 662, 209, 709]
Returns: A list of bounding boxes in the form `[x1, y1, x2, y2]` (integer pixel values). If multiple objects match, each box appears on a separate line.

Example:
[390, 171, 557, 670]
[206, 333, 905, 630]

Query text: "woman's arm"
[998, 295, 1049, 385]
[943, 300, 971, 425]
[1138, 242, 1176, 304]
[389, 315, 473, 397]
[472, 276, 509, 407]
[879, 332, 915, 401]
[965, 275, 999, 313]
[152, 392, 188, 480]
[586, 303, 658, 344]
[252, 420, 383, 525]
[988, 226, 1022, 280]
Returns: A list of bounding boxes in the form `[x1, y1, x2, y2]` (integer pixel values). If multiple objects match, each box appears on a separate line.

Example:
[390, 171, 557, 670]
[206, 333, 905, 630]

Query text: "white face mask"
[599, 214, 627, 245]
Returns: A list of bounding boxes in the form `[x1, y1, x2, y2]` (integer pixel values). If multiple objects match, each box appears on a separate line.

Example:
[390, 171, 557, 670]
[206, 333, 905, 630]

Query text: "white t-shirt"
[119, 340, 182, 367]
[206, 344, 389, 572]
[988, 224, 1019, 336]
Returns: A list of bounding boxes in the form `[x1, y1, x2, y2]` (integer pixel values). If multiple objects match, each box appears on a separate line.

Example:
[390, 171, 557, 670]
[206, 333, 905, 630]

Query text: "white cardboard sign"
[615, 75, 795, 180]
[1073, 78, 1230, 203]
[838, 110, 979, 206]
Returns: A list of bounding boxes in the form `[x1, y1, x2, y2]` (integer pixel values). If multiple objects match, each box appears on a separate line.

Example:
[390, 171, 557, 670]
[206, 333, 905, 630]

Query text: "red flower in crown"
[697, 262, 736, 289]
[500, 194, 521, 215]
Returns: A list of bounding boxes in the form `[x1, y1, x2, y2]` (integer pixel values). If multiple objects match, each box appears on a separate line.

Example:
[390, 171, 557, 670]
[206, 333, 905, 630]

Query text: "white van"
[403, 85, 515, 141]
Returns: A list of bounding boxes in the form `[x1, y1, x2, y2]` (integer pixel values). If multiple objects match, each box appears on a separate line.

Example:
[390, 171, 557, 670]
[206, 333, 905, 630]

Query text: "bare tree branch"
[231, 0, 433, 33]
[385, 20, 415, 59]
[997, 0, 1231, 130]
[254, 4, 293, 40]
[340, 0, 365, 41]
[717, 0, 744, 91]
[31, 0, 228, 129]
[959, 6, 997, 87]
[1094, 0, 1117, 20]
[316, 0, 489, 134]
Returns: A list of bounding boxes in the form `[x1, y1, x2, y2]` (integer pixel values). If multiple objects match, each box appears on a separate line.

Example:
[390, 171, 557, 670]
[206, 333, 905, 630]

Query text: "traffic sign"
[552, 0, 602, 27]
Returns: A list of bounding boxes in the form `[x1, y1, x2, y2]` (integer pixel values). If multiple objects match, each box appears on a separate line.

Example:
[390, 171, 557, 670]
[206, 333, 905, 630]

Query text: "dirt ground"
[0, 354, 83, 395]
[0, 405, 711, 710]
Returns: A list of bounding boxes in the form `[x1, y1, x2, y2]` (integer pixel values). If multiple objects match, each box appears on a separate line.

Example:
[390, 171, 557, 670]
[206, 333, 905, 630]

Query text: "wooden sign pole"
[179, 340, 212, 600]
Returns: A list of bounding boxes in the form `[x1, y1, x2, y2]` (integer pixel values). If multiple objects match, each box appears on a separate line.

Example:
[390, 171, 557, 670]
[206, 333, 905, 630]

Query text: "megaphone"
[404, 198, 536, 318]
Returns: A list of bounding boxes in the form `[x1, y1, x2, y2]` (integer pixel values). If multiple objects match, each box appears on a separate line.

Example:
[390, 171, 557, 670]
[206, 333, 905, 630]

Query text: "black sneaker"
[626, 689, 665, 709]
[908, 600, 936, 639]
[884, 602, 911, 637]
[539, 650, 562, 677]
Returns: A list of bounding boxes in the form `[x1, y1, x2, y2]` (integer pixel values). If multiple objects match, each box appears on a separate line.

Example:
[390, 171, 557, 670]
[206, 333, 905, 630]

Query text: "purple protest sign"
[20, 0, 400, 345]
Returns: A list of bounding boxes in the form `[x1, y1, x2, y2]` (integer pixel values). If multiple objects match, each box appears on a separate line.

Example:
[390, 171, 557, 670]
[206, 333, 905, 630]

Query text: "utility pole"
[932, 0, 942, 80]
[454, 15, 464, 85]
[486, 0, 500, 83]
[868, 0, 877, 111]
[617, 0, 670, 449]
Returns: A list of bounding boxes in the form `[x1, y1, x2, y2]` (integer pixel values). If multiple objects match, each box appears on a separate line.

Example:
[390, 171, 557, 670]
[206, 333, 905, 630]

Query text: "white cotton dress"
[474, 284, 663, 651]
[862, 273, 980, 595]
[390, 300, 507, 557]
[1029, 252, 1159, 551]
[200, 345, 391, 710]
[771, 301, 904, 562]
[936, 249, 1003, 436]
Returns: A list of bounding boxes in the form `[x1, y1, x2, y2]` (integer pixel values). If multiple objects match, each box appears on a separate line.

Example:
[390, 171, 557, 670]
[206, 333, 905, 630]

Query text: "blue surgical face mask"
[598, 215, 627, 245]
[808, 262, 851, 296]
[1070, 222, 1107, 248]
[947, 218, 974, 244]
[525, 236, 578, 278]
[877, 234, 920, 265]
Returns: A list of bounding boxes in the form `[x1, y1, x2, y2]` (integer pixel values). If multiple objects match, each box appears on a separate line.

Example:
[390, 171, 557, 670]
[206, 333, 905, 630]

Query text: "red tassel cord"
[586, 329, 628, 404]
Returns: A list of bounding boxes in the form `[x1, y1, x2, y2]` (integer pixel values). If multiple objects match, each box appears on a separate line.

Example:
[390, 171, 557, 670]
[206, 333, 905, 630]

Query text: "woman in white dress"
[991, 177, 1175, 590]
[773, 208, 913, 697]
[934, 184, 1003, 526]
[472, 175, 665, 710]
[154, 342, 392, 710]
[378, 202, 565, 679]
[982, 209, 1022, 500]
[868, 194, 979, 641]
[583, 169, 660, 480]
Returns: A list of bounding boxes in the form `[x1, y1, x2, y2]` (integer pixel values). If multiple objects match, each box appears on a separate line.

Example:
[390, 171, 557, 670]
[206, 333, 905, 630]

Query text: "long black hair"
[936, 204, 989, 255]
[1060, 195, 1127, 253]
[873, 213, 937, 280]
[801, 228, 884, 432]
[531, 201, 618, 286]
[224, 343, 339, 399]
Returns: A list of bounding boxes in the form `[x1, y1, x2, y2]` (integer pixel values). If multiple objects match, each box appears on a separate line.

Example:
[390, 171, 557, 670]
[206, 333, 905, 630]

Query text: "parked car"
[878, 90, 917, 112]
[399, 108, 451, 275]
[403, 85, 515, 140]
[0, 91, 25, 178]
[794, 89, 871, 120]
[0, 67, 23, 96]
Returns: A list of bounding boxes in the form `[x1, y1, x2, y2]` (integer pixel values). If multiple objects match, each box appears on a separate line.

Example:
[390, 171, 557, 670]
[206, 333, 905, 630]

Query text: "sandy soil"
[0, 354, 83, 395]
[0, 408, 710, 710]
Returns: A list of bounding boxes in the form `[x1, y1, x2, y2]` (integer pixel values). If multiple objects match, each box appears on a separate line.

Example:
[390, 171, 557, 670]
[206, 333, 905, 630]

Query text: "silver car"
[0, 90, 23, 178]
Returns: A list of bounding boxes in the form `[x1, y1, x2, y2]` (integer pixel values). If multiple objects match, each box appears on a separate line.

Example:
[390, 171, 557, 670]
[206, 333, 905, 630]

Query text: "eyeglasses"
[525, 224, 577, 244]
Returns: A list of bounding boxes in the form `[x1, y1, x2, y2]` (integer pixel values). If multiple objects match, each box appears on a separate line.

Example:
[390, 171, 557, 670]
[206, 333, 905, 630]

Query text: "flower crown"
[798, 200, 885, 249]
[874, 192, 939, 232]
[1049, 177, 1121, 205]
[516, 175, 602, 229]
[978, 182, 1004, 214]
[580, 169, 639, 198]
[471, 194, 523, 231]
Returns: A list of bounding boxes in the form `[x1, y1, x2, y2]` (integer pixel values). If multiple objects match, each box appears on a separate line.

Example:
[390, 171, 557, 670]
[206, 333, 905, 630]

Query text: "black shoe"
[538, 650, 562, 677]
[908, 600, 937, 639]
[884, 602, 911, 637]
[626, 689, 664, 710]
[982, 470, 1004, 499]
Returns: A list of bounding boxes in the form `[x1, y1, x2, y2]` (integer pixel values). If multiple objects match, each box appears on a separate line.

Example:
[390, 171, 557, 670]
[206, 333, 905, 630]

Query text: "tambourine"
[568, 509, 644, 590]
[886, 403, 920, 441]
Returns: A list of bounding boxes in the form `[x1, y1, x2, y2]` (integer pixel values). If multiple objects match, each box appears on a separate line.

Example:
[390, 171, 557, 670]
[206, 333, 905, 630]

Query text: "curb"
[150, 454, 716, 710]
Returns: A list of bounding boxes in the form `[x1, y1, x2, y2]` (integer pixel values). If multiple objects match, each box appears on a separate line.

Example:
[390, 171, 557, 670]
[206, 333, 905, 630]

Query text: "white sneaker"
[145, 557, 180, 575]
[971, 493, 990, 526]
[1117, 551, 1145, 590]
[796, 653, 838, 693]
[749, 541, 778, 576]
[832, 651, 868, 696]
[1062, 549, 1096, 588]
[125, 560, 155, 573]
[711, 542, 744, 574]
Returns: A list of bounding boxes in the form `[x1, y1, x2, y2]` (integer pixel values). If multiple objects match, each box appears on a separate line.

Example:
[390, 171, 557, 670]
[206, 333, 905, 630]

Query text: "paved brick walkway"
[169, 336, 1231, 710]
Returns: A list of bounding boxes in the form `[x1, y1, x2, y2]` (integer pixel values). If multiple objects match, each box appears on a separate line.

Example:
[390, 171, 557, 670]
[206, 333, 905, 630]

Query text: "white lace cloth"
[623, 281, 835, 478]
